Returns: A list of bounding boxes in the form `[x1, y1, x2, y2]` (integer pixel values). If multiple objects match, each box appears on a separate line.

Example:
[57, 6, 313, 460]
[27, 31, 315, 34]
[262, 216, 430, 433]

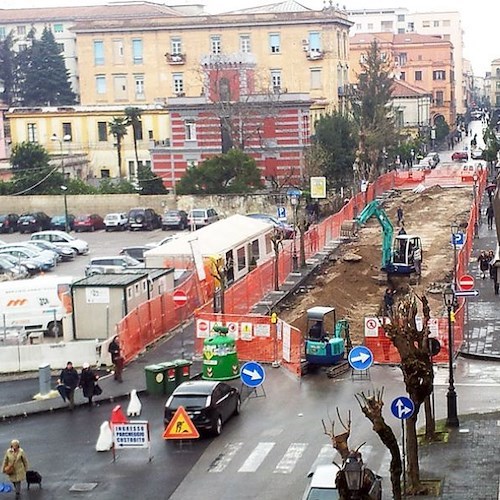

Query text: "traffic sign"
[163, 406, 200, 440]
[173, 290, 188, 307]
[113, 421, 150, 449]
[348, 346, 374, 371]
[454, 289, 480, 297]
[277, 206, 287, 221]
[451, 232, 465, 247]
[390, 396, 415, 420]
[458, 274, 474, 291]
[240, 361, 265, 388]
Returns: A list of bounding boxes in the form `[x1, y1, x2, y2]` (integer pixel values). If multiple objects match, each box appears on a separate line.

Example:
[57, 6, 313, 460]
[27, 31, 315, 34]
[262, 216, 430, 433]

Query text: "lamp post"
[60, 186, 69, 233]
[443, 284, 459, 427]
[451, 221, 459, 293]
[343, 452, 364, 499]
[472, 172, 479, 238]
[288, 190, 300, 271]
[51, 133, 71, 180]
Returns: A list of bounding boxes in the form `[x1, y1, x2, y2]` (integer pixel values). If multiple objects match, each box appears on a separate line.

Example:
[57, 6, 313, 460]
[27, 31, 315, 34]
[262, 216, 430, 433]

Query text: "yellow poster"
[310, 177, 326, 199]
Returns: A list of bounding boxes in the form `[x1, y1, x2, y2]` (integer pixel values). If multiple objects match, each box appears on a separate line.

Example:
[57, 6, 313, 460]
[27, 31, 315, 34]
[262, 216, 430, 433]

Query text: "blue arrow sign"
[240, 361, 265, 388]
[454, 289, 480, 297]
[348, 346, 374, 371]
[391, 396, 415, 420]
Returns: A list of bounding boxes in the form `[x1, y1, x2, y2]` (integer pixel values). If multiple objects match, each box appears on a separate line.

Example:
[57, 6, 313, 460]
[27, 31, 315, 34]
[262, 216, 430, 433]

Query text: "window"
[128, 161, 136, 177]
[0, 28, 5, 41]
[57, 43, 64, 53]
[210, 35, 221, 54]
[269, 33, 280, 53]
[113, 75, 127, 100]
[27, 123, 37, 142]
[18, 43, 27, 51]
[367, 23, 373, 30]
[134, 121, 143, 141]
[496, 81, 500, 90]
[271, 70, 281, 90]
[433, 20, 440, 27]
[396, 110, 404, 128]
[381, 20, 393, 31]
[308, 32, 321, 54]
[237, 246, 246, 271]
[62, 123, 72, 139]
[239, 34, 251, 53]
[172, 73, 184, 94]
[95, 75, 106, 94]
[185, 120, 196, 141]
[132, 39, 143, 64]
[98, 122, 108, 142]
[398, 52, 407, 65]
[251, 239, 259, 261]
[355, 23, 361, 30]
[53, 23, 63, 33]
[407, 22, 415, 31]
[433, 70, 446, 81]
[415, 70, 422, 81]
[171, 37, 182, 54]
[134, 74, 145, 99]
[113, 39, 124, 64]
[435, 91, 444, 106]
[422, 20, 430, 28]
[94, 40, 104, 65]
[101, 169, 110, 178]
[310, 68, 322, 89]
[400, 72, 405, 81]
[17, 26, 26, 36]
[397, 14, 405, 22]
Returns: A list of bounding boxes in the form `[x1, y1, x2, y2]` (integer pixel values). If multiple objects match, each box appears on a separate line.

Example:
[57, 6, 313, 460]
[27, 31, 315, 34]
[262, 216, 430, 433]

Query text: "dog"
[26, 470, 42, 490]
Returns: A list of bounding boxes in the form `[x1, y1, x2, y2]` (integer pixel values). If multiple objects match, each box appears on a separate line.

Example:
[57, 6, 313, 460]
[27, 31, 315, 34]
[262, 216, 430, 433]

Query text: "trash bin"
[202, 328, 240, 381]
[173, 359, 192, 386]
[157, 361, 177, 396]
[144, 364, 166, 396]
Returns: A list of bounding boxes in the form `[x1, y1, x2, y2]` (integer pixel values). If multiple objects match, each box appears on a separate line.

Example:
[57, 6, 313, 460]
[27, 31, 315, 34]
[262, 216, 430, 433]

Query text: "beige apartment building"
[349, 32, 456, 127]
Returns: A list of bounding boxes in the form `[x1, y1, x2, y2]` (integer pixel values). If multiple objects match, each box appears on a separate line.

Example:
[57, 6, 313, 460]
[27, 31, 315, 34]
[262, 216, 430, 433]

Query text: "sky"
[1, 0, 497, 76]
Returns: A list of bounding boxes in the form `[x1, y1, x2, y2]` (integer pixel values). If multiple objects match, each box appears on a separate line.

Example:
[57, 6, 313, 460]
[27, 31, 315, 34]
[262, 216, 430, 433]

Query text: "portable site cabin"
[144, 214, 275, 284]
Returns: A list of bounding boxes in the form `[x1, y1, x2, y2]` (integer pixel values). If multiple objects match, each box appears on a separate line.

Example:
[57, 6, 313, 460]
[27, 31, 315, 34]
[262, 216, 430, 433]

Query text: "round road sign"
[173, 290, 188, 307]
[458, 274, 474, 291]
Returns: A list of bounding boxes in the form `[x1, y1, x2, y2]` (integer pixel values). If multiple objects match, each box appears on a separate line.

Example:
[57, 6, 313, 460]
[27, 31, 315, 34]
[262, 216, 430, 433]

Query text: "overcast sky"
[1, 0, 497, 75]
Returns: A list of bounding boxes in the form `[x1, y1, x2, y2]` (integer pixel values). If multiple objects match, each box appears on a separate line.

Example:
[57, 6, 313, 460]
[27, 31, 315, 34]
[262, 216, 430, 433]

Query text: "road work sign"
[163, 406, 200, 440]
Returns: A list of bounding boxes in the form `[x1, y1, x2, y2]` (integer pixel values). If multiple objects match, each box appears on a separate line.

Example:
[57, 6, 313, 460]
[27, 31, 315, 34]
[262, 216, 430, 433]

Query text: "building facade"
[489, 60, 500, 110]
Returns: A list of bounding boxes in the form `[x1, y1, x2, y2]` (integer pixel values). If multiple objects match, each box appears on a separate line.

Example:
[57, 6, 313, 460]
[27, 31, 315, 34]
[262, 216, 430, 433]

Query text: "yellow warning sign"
[162, 406, 200, 440]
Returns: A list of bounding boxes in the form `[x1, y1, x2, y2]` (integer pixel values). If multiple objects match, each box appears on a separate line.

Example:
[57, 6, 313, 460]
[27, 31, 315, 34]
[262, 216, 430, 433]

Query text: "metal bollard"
[38, 364, 51, 395]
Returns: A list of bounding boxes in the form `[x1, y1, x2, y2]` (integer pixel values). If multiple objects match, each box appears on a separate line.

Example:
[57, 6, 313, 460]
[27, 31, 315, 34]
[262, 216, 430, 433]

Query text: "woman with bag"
[2, 439, 28, 498]
[79, 363, 101, 408]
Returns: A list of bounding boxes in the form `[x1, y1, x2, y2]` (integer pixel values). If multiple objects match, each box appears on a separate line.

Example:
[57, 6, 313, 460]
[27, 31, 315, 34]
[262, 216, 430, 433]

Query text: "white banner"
[85, 287, 109, 304]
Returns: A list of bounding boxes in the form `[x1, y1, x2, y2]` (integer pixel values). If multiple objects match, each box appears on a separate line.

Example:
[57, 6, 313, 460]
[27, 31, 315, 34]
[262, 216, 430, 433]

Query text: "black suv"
[18, 212, 52, 233]
[0, 213, 19, 233]
[127, 207, 161, 231]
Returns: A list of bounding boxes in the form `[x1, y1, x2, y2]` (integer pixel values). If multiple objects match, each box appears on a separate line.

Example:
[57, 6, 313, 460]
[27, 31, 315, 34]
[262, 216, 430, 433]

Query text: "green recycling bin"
[157, 361, 177, 396]
[173, 359, 192, 386]
[202, 327, 240, 381]
[144, 364, 166, 396]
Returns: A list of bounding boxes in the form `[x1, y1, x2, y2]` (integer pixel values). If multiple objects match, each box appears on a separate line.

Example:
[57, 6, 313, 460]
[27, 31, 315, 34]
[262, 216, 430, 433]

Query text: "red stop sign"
[173, 290, 188, 307]
[458, 274, 474, 291]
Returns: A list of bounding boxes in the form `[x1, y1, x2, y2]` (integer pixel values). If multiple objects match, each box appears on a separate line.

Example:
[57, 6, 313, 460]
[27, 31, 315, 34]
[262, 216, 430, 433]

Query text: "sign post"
[112, 420, 152, 462]
[173, 290, 188, 358]
[240, 361, 266, 398]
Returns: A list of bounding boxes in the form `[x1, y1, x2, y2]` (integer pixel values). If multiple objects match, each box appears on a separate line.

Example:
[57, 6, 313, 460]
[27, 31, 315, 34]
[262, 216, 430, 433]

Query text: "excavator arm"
[355, 200, 394, 270]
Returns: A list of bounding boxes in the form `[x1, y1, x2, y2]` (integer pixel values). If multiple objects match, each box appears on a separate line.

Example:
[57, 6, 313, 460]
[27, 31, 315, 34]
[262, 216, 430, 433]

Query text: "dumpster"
[173, 359, 192, 386]
[202, 326, 239, 380]
[144, 364, 166, 396]
[157, 361, 177, 396]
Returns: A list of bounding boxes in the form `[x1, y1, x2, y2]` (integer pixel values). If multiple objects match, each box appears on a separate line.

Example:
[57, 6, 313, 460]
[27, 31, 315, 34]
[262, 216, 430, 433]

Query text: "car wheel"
[233, 397, 241, 416]
[213, 415, 222, 436]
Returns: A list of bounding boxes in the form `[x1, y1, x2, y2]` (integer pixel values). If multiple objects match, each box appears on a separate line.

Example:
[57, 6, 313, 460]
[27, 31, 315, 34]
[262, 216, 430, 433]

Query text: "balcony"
[306, 50, 324, 61]
[165, 52, 186, 65]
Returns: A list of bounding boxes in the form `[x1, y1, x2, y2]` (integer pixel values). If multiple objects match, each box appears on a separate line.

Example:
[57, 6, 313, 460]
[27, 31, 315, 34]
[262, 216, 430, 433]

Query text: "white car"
[31, 230, 89, 255]
[85, 255, 145, 276]
[104, 213, 128, 231]
[302, 465, 339, 500]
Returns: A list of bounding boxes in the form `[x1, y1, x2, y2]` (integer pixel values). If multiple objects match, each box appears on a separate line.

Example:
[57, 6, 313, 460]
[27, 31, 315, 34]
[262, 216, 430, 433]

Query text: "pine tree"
[0, 31, 16, 105]
[20, 27, 75, 106]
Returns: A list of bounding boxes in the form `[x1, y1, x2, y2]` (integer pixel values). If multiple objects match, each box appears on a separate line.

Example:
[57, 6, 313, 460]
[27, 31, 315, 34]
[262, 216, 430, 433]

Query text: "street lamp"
[343, 452, 364, 498]
[443, 284, 459, 427]
[472, 172, 479, 238]
[288, 191, 300, 271]
[60, 186, 69, 233]
[451, 222, 459, 292]
[51, 133, 71, 180]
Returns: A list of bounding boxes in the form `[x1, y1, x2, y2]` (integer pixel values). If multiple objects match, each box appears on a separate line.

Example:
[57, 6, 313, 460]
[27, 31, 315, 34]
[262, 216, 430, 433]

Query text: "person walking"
[486, 204, 494, 230]
[413, 245, 422, 280]
[108, 336, 123, 382]
[396, 206, 404, 225]
[2, 439, 28, 498]
[383, 288, 395, 318]
[490, 263, 499, 295]
[58, 361, 79, 410]
[478, 251, 490, 279]
[79, 363, 99, 408]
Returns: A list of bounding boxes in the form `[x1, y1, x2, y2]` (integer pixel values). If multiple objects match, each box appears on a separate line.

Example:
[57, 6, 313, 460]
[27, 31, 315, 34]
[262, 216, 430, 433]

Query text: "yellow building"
[73, 2, 353, 124]
[6, 104, 169, 179]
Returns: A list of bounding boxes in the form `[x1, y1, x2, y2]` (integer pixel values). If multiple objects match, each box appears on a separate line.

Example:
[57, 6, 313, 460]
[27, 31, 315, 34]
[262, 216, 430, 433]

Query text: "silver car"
[85, 255, 145, 276]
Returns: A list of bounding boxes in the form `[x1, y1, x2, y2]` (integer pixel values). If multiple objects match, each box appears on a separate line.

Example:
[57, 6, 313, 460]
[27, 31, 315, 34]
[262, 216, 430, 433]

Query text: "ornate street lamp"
[443, 284, 459, 427]
[451, 222, 459, 293]
[51, 133, 72, 179]
[473, 172, 479, 238]
[60, 185, 69, 233]
[343, 452, 364, 496]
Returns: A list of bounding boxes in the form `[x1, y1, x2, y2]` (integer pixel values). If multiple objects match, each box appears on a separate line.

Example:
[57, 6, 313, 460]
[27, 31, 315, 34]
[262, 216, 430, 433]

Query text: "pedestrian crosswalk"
[207, 440, 391, 478]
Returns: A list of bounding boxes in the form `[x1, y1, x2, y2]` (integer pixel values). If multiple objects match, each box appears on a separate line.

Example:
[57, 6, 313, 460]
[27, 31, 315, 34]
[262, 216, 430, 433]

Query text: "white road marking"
[273, 443, 308, 474]
[238, 442, 275, 472]
[308, 444, 335, 475]
[208, 442, 243, 473]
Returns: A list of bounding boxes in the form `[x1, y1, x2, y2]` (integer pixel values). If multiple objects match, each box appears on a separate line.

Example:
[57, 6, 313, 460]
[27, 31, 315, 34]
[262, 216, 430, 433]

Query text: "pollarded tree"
[109, 117, 128, 179]
[20, 27, 75, 106]
[125, 107, 143, 177]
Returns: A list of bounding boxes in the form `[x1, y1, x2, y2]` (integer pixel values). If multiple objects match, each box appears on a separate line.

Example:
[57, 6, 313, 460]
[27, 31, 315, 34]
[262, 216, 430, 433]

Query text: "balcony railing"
[165, 52, 186, 65]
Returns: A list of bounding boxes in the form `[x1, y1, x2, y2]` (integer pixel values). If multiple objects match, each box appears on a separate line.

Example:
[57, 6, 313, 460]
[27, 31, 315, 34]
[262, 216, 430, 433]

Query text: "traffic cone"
[110, 404, 128, 424]
[127, 389, 142, 417]
[95, 421, 113, 452]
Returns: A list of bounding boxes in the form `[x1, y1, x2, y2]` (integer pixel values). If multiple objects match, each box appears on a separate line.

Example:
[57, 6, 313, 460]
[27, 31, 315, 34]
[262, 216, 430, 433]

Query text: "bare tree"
[270, 228, 284, 291]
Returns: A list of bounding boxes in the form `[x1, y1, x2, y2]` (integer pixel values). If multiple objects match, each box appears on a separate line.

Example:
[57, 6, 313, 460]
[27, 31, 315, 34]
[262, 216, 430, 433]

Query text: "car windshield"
[123, 255, 141, 265]
[169, 395, 209, 409]
[191, 210, 205, 217]
[106, 214, 119, 220]
[306, 487, 339, 500]
[76, 215, 89, 222]
[128, 209, 144, 218]
[0, 216, 6, 222]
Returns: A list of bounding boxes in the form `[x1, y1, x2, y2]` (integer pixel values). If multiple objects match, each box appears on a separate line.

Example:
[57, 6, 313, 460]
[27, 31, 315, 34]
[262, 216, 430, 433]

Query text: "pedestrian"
[413, 245, 422, 279]
[490, 263, 499, 295]
[383, 288, 395, 318]
[486, 204, 494, 230]
[398, 226, 407, 236]
[79, 362, 99, 408]
[58, 361, 79, 410]
[396, 206, 404, 225]
[478, 251, 490, 279]
[108, 335, 123, 382]
[2, 439, 28, 499]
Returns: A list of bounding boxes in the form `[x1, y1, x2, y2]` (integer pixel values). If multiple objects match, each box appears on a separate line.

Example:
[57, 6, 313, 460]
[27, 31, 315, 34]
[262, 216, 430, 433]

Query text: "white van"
[0, 276, 75, 337]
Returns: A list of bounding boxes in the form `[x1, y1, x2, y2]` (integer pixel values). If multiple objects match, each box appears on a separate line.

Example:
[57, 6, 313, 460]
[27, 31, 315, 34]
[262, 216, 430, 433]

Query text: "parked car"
[85, 255, 145, 276]
[50, 214, 75, 231]
[0, 253, 39, 276]
[127, 207, 162, 231]
[470, 149, 485, 160]
[187, 208, 219, 229]
[145, 234, 179, 248]
[0, 246, 56, 272]
[246, 213, 295, 239]
[162, 209, 188, 230]
[302, 465, 339, 500]
[451, 151, 469, 162]
[25, 239, 75, 262]
[104, 213, 128, 232]
[74, 213, 105, 232]
[119, 246, 151, 263]
[0, 255, 29, 280]
[17, 212, 52, 234]
[31, 230, 89, 255]
[164, 380, 240, 436]
[0, 213, 19, 234]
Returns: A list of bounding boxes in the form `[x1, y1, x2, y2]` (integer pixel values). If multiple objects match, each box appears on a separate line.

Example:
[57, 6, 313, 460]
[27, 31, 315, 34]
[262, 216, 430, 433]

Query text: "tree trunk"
[273, 254, 279, 291]
[117, 137, 122, 179]
[405, 413, 426, 495]
[424, 395, 436, 441]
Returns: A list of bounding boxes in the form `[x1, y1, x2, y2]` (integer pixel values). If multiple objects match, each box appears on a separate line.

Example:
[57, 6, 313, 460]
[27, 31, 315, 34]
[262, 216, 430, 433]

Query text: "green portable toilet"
[202, 326, 239, 380]
[157, 361, 177, 396]
[144, 364, 166, 396]
[173, 359, 192, 386]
